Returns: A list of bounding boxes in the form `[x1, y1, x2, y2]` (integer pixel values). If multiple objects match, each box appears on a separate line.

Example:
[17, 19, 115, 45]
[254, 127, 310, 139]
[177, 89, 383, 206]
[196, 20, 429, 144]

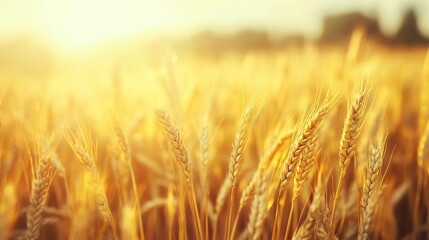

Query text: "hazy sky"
[0, 0, 428, 49]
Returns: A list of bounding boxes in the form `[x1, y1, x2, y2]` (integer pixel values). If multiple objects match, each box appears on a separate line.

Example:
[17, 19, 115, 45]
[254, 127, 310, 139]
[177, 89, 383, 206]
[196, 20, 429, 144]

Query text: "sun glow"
[1, 0, 429, 53]
[0, 0, 190, 51]
[51, 1, 187, 47]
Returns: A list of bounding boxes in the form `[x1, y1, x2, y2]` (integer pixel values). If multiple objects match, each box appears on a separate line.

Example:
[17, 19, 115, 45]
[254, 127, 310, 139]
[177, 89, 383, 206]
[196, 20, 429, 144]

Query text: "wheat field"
[0, 37, 429, 240]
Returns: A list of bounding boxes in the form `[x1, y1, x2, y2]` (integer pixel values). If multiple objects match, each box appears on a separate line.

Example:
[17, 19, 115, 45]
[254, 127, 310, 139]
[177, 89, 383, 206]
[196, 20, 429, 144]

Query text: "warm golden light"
[0, 1, 429, 240]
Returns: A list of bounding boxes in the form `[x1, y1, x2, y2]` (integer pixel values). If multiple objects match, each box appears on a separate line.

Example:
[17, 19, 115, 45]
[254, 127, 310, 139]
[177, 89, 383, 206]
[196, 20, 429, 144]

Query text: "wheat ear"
[229, 105, 254, 188]
[113, 117, 131, 162]
[155, 109, 192, 185]
[156, 110, 204, 238]
[359, 144, 384, 240]
[214, 105, 254, 217]
[198, 116, 210, 194]
[280, 102, 331, 192]
[330, 91, 367, 230]
[25, 154, 55, 240]
[315, 202, 331, 240]
[293, 135, 318, 199]
[70, 142, 95, 171]
[339, 93, 366, 173]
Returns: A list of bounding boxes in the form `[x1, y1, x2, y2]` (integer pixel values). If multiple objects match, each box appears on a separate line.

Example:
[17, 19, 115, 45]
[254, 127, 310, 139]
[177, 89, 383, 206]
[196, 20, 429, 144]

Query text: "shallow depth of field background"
[0, 1, 429, 240]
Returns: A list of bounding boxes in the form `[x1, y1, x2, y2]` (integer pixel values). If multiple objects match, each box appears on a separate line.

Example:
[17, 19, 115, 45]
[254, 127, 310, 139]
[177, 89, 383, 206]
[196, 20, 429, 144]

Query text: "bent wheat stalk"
[240, 130, 292, 208]
[275, 100, 332, 240]
[155, 109, 203, 239]
[155, 110, 192, 185]
[227, 105, 255, 239]
[67, 128, 119, 240]
[279, 102, 331, 193]
[112, 118, 145, 240]
[231, 130, 292, 239]
[212, 105, 254, 240]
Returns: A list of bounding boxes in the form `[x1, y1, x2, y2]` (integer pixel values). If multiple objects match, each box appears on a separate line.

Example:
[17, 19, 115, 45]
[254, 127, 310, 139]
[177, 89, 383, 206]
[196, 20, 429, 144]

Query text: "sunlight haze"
[0, 0, 428, 51]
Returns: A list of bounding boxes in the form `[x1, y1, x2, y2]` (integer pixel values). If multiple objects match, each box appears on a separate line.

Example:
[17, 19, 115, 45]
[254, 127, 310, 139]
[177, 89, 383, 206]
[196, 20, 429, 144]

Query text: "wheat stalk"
[68, 140, 110, 220]
[240, 130, 291, 208]
[121, 204, 138, 240]
[222, 105, 255, 239]
[418, 120, 429, 172]
[292, 177, 324, 240]
[200, 116, 209, 168]
[213, 105, 254, 218]
[67, 129, 119, 239]
[0, 184, 16, 240]
[273, 101, 332, 240]
[214, 178, 232, 216]
[199, 116, 210, 239]
[155, 109, 204, 238]
[70, 207, 96, 240]
[112, 117, 145, 239]
[247, 171, 269, 240]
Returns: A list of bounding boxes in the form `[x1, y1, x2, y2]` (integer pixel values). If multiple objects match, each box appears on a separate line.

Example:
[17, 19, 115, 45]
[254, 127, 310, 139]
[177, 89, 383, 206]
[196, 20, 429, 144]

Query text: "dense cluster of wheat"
[0, 39, 428, 240]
